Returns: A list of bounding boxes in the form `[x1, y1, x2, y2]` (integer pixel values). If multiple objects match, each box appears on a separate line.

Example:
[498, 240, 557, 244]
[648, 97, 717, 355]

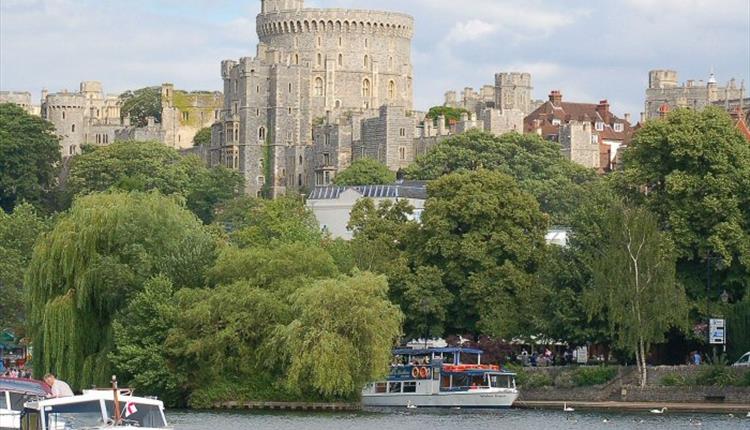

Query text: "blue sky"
[1, 0, 748, 118]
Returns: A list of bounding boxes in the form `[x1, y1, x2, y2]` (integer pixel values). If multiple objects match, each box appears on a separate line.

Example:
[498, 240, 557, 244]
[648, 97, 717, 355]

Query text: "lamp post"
[705, 252, 723, 355]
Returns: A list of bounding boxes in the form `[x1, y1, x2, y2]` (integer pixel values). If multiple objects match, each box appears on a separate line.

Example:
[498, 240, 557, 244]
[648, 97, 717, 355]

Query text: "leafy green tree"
[214, 195, 322, 247]
[67, 141, 242, 223]
[391, 266, 452, 340]
[111, 276, 185, 406]
[120, 87, 161, 127]
[0, 103, 61, 212]
[26, 191, 217, 389]
[277, 271, 403, 399]
[406, 130, 597, 224]
[425, 106, 470, 126]
[193, 127, 212, 146]
[416, 170, 549, 336]
[333, 158, 396, 186]
[586, 202, 688, 387]
[616, 107, 750, 303]
[0, 203, 51, 332]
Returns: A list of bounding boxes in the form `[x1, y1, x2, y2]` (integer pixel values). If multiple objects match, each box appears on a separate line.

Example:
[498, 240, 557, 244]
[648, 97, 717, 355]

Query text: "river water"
[169, 408, 749, 429]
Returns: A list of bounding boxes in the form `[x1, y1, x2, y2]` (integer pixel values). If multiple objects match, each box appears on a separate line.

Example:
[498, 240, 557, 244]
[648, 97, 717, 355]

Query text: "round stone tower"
[256, 0, 414, 117]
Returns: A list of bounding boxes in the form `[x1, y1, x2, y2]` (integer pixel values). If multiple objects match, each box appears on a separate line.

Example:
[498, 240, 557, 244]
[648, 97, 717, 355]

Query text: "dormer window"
[552, 118, 561, 126]
[614, 123, 624, 132]
[595, 122, 605, 131]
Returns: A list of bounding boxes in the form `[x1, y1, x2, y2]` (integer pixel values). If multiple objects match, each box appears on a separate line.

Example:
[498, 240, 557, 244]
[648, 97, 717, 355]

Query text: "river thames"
[169, 408, 749, 429]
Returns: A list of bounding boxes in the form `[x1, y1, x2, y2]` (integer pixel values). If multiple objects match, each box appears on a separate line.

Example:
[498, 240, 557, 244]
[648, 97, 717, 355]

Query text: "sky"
[1, 0, 749, 118]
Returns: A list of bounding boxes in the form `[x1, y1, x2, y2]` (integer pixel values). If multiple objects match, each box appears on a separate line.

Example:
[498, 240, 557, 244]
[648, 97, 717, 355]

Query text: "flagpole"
[112, 375, 121, 425]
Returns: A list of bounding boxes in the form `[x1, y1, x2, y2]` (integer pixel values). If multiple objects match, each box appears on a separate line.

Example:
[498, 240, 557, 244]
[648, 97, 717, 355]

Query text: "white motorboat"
[0, 377, 50, 430]
[20, 388, 171, 430]
[362, 347, 519, 408]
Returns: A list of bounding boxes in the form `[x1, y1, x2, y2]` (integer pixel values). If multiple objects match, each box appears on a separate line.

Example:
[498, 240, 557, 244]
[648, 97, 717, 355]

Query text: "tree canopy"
[67, 141, 242, 223]
[405, 130, 597, 224]
[616, 107, 750, 303]
[425, 106, 471, 126]
[415, 169, 549, 336]
[0, 103, 61, 212]
[333, 158, 396, 186]
[193, 127, 212, 146]
[26, 191, 217, 389]
[119, 87, 161, 127]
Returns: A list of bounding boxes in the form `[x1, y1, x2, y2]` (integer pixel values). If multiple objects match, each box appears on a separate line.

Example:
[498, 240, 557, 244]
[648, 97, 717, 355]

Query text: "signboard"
[709, 318, 726, 345]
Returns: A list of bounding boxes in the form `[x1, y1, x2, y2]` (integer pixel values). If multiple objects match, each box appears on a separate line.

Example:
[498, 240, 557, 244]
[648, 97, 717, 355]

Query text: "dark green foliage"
[660, 373, 686, 386]
[120, 87, 161, 127]
[214, 195, 322, 247]
[405, 130, 597, 224]
[0, 103, 61, 212]
[67, 141, 242, 223]
[193, 127, 211, 146]
[727, 297, 750, 362]
[425, 106, 470, 126]
[333, 158, 396, 186]
[111, 276, 185, 406]
[26, 192, 216, 389]
[417, 170, 549, 336]
[693, 365, 737, 387]
[572, 366, 617, 386]
[616, 107, 750, 302]
[0, 203, 51, 332]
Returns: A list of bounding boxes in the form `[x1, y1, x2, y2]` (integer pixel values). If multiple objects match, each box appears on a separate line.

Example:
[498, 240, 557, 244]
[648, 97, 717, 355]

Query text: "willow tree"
[26, 191, 216, 389]
[586, 202, 688, 387]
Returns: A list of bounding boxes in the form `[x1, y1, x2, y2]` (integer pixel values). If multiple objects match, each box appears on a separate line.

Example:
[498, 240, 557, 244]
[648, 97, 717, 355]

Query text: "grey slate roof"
[308, 181, 428, 200]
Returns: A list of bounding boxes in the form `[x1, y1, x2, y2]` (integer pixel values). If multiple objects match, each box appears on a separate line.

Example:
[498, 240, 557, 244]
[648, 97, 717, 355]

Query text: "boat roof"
[442, 369, 517, 376]
[24, 390, 164, 411]
[393, 347, 484, 355]
[0, 377, 51, 396]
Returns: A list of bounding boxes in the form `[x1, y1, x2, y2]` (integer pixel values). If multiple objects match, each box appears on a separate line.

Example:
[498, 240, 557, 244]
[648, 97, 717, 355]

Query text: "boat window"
[20, 410, 42, 430]
[374, 383, 387, 393]
[10, 392, 28, 410]
[0, 390, 6, 409]
[45, 400, 105, 428]
[104, 401, 167, 428]
[388, 382, 402, 393]
[402, 382, 417, 393]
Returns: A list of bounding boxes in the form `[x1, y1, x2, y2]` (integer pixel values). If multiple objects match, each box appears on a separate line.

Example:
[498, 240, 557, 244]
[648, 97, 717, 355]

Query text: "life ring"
[411, 367, 420, 378]
[419, 367, 429, 379]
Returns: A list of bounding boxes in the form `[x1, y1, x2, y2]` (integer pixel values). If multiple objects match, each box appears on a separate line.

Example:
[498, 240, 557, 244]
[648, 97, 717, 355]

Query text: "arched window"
[363, 55, 369, 68]
[317, 53, 322, 66]
[258, 127, 266, 141]
[362, 79, 371, 98]
[338, 53, 343, 67]
[388, 80, 396, 100]
[71, 124, 75, 132]
[314, 77, 324, 96]
[294, 53, 299, 65]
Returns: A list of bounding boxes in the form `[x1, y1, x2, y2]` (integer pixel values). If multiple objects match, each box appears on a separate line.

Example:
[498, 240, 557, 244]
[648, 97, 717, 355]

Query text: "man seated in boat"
[43, 373, 74, 398]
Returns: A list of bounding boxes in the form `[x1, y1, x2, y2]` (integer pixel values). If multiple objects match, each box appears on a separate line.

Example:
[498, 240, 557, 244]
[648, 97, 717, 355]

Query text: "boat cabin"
[20, 390, 169, 430]
[0, 378, 50, 430]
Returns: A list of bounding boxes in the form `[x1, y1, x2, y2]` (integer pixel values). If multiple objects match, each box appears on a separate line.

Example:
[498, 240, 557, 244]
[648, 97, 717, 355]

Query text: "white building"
[306, 182, 427, 240]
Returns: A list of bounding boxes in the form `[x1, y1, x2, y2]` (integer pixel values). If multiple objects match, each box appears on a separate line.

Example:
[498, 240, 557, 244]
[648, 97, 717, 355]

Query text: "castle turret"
[261, 0, 304, 13]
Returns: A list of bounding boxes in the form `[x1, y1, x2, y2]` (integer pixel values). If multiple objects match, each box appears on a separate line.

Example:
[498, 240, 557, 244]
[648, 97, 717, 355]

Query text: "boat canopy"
[0, 377, 50, 397]
[393, 347, 484, 356]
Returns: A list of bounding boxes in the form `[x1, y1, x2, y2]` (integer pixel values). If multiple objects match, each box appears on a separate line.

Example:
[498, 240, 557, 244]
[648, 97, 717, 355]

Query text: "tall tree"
[405, 130, 597, 224]
[0, 203, 50, 333]
[616, 107, 750, 303]
[586, 202, 688, 386]
[277, 272, 403, 399]
[119, 87, 161, 126]
[67, 141, 242, 223]
[26, 192, 217, 389]
[416, 170, 549, 336]
[333, 158, 396, 186]
[193, 127, 212, 146]
[0, 103, 61, 212]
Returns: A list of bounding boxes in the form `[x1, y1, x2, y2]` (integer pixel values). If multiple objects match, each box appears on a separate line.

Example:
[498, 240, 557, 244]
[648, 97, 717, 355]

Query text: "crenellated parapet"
[257, 9, 414, 40]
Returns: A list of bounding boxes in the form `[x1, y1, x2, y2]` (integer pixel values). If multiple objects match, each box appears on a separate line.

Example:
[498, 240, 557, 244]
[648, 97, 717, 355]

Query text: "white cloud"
[446, 20, 496, 43]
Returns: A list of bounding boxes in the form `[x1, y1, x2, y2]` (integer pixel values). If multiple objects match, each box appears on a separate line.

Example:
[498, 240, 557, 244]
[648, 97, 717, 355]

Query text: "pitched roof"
[308, 182, 428, 200]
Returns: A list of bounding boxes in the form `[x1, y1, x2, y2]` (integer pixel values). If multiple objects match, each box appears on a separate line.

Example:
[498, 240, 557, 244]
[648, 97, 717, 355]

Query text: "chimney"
[640, 112, 646, 123]
[624, 113, 631, 124]
[658, 103, 670, 118]
[146, 116, 155, 127]
[596, 100, 611, 123]
[549, 90, 562, 106]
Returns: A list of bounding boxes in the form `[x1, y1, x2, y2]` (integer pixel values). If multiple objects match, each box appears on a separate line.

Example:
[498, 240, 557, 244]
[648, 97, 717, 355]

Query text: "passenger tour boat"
[362, 347, 519, 408]
[0, 378, 51, 430]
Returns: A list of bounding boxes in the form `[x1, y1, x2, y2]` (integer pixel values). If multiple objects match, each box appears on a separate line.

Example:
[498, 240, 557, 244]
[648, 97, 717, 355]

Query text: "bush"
[739, 371, 750, 387]
[660, 373, 686, 386]
[572, 366, 617, 387]
[693, 365, 737, 387]
[525, 372, 554, 388]
[554, 371, 575, 389]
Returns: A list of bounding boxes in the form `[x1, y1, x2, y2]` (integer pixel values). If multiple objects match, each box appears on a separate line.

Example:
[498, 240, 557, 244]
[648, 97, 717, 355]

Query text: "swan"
[563, 402, 575, 412]
[746, 412, 750, 418]
[650, 407, 667, 414]
[406, 401, 417, 409]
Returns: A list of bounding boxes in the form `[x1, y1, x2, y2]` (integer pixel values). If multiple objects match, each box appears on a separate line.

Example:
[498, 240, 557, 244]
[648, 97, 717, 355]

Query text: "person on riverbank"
[44, 373, 74, 397]
[692, 351, 702, 366]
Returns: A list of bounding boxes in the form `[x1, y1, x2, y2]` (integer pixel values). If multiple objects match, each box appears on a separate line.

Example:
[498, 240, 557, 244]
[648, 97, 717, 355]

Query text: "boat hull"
[362, 389, 518, 408]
